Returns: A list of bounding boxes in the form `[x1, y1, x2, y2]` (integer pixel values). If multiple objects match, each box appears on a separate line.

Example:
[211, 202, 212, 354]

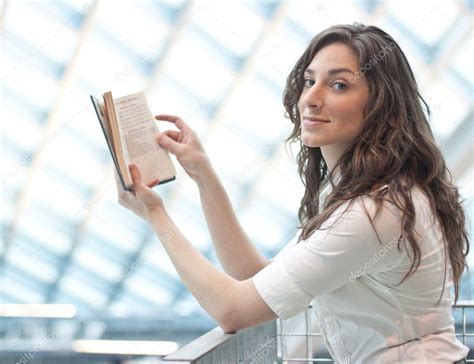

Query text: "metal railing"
[161, 301, 473, 363]
[161, 320, 278, 363]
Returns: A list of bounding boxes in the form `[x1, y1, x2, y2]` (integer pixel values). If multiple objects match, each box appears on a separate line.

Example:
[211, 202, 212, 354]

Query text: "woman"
[116, 23, 469, 363]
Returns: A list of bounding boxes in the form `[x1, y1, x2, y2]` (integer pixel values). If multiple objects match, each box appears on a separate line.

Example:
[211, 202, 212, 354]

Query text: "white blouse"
[253, 180, 469, 363]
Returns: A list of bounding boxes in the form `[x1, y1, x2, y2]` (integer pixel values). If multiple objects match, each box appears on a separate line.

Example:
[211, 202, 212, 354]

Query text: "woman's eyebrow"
[304, 68, 355, 76]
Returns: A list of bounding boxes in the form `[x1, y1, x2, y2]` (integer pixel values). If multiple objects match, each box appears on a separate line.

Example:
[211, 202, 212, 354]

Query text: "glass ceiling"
[1, 0, 473, 328]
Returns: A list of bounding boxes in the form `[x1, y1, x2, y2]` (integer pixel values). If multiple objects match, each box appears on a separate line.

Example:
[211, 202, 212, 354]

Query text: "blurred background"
[1, 0, 472, 362]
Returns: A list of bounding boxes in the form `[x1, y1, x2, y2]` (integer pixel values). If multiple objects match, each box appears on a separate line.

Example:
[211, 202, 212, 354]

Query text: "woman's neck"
[321, 144, 346, 174]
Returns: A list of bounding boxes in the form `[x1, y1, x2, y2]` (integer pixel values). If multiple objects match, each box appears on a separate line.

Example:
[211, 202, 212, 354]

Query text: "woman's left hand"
[115, 164, 165, 222]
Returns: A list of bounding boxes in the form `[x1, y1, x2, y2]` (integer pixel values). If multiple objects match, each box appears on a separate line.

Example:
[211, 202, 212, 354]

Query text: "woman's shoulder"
[344, 182, 425, 212]
[317, 180, 436, 236]
[352, 183, 436, 229]
[361, 182, 429, 203]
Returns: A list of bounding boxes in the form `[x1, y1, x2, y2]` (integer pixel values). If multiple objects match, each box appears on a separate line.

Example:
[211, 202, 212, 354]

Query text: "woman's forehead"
[306, 43, 359, 74]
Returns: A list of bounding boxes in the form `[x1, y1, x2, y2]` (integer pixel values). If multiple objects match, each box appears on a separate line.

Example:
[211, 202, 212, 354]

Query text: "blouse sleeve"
[253, 196, 406, 320]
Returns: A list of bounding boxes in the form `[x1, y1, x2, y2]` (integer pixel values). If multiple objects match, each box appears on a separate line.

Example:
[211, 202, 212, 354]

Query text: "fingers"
[129, 164, 144, 193]
[155, 114, 190, 132]
[147, 178, 160, 188]
[129, 164, 160, 190]
[161, 129, 180, 141]
[156, 133, 185, 155]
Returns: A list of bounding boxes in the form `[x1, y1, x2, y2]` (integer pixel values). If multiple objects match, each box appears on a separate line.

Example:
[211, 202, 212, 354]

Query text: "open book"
[90, 91, 176, 191]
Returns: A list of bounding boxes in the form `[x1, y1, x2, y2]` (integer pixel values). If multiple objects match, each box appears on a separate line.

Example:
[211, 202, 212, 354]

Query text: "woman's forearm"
[153, 115, 269, 280]
[148, 207, 236, 327]
[195, 165, 270, 280]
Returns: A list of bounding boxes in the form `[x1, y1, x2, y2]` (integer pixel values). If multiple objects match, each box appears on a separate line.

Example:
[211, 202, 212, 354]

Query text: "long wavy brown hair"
[283, 23, 469, 305]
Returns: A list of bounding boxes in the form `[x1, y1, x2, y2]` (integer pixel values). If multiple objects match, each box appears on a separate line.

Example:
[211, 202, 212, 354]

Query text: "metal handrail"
[162, 320, 278, 363]
[162, 301, 473, 363]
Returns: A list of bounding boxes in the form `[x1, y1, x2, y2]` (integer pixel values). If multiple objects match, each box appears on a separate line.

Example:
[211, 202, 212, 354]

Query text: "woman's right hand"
[155, 114, 211, 182]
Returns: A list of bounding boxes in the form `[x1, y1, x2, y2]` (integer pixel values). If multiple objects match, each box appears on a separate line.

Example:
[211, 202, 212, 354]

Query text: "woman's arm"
[149, 206, 277, 332]
[155, 115, 270, 280]
[194, 163, 271, 280]
[117, 164, 277, 333]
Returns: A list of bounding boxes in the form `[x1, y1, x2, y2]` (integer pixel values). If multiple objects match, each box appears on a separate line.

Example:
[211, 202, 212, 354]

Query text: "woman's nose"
[302, 85, 323, 109]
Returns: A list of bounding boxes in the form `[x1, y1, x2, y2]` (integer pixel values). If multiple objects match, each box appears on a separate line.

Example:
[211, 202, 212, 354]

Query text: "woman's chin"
[301, 136, 324, 148]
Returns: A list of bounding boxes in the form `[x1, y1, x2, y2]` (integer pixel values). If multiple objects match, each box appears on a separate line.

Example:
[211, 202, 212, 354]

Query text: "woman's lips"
[303, 117, 330, 126]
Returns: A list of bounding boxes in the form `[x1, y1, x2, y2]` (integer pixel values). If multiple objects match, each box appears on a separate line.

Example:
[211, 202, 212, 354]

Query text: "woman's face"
[298, 43, 370, 151]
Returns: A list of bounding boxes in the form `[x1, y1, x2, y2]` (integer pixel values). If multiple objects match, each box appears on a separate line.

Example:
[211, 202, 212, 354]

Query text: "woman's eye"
[332, 82, 347, 90]
[303, 79, 315, 87]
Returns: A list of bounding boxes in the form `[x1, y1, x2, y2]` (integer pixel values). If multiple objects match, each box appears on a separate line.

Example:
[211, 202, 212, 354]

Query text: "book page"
[113, 92, 176, 185]
[103, 92, 132, 187]
[91, 95, 131, 190]
[97, 102, 111, 140]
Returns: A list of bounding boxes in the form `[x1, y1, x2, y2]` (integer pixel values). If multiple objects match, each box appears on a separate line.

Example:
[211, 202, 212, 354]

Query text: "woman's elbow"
[218, 308, 240, 334]
[219, 322, 238, 334]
